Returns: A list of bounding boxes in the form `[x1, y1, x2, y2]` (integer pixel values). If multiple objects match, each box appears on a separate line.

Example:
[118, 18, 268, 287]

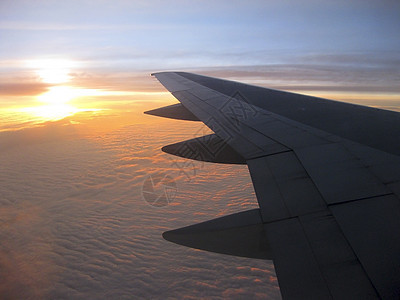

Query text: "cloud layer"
[0, 116, 281, 299]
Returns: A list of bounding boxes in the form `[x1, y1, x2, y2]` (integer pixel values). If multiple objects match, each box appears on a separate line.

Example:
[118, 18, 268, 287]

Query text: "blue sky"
[1, 0, 399, 70]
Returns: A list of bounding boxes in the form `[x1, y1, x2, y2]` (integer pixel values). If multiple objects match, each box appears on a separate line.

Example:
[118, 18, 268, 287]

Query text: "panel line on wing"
[152, 72, 400, 299]
[172, 90, 283, 159]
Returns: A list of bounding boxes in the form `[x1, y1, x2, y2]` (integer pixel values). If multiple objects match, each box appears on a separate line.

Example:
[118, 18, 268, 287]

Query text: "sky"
[0, 0, 399, 129]
[0, 0, 399, 299]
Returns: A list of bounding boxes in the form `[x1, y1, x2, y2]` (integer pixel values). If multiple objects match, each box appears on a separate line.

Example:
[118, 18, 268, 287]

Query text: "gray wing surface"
[147, 71, 400, 299]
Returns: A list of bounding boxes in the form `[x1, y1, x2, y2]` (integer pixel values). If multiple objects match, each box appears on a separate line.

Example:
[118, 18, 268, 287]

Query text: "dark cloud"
[69, 71, 161, 92]
[186, 52, 400, 96]
[0, 82, 50, 96]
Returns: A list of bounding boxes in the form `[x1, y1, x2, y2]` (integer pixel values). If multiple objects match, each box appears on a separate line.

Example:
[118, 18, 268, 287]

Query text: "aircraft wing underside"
[146, 71, 400, 299]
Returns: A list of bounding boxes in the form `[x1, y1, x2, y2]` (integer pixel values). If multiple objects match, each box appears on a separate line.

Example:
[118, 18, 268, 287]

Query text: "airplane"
[145, 71, 400, 299]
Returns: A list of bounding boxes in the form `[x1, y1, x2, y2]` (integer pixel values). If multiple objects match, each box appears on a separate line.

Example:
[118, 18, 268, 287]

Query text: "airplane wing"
[146, 71, 400, 299]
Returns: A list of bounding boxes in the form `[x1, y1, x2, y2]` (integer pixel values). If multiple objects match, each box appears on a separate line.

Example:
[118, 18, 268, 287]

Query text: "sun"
[19, 58, 105, 122]
[26, 59, 77, 84]
[20, 59, 83, 121]
[20, 84, 105, 122]
[20, 86, 79, 120]
[38, 86, 77, 105]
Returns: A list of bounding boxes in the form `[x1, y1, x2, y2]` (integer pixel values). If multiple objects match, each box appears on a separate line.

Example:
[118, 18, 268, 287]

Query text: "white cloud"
[0, 118, 281, 299]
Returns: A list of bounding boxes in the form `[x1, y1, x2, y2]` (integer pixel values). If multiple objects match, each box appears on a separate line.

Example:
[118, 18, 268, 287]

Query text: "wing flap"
[266, 212, 379, 299]
[331, 195, 400, 299]
[247, 152, 326, 222]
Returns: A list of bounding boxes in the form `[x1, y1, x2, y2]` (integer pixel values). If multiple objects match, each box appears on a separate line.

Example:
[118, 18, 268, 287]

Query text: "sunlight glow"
[6, 58, 173, 126]
[26, 59, 77, 84]
[21, 104, 80, 120]
[20, 59, 102, 121]
[38, 86, 76, 105]
[27, 86, 79, 120]
[20, 86, 104, 121]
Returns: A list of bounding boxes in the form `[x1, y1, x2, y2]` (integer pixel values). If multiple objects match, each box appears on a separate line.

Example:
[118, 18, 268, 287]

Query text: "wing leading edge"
[147, 71, 400, 299]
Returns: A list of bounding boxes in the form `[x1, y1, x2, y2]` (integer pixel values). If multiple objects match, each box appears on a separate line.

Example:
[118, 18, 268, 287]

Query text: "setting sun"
[26, 59, 77, 84]
[17, 59, 81, 120]
[38, 86, 76, 105]
[20, 86, 107, 121]
[19, 86, 78, 120]
[17, 59, 101, 122]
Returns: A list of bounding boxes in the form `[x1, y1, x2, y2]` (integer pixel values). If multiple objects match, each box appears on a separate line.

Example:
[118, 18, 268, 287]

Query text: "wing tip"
[151, 71, 183, 77]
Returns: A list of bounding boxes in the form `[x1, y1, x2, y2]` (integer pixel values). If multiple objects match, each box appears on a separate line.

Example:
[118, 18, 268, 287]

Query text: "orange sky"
[1, 57, 399, 134]
[0, 1, 399, 133]
[0, 58, 177, 132]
